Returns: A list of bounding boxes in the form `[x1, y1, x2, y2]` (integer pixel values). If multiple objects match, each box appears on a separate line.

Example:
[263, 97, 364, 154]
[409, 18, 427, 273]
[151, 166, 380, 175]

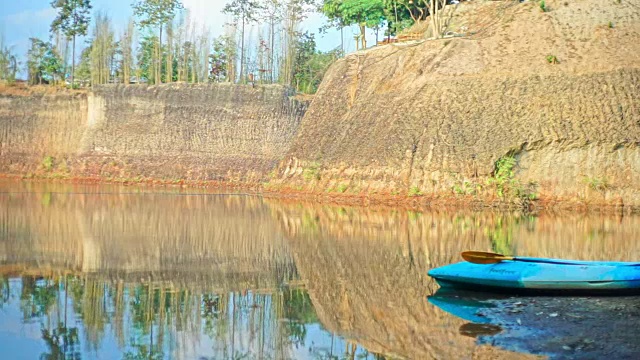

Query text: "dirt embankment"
[0, 83, 306, 184]
[271, 0, 640, 210]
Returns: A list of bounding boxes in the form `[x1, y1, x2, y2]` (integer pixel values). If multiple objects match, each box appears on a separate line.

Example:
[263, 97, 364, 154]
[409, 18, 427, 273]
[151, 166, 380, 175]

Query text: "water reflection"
[3, 275, 372, 359]
[1, 181, 640, 359]
[270, 200, 640, 359]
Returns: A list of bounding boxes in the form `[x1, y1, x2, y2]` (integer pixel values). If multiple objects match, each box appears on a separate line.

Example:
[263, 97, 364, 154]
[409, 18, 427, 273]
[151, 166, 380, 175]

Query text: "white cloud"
[5, 7, 57, 26]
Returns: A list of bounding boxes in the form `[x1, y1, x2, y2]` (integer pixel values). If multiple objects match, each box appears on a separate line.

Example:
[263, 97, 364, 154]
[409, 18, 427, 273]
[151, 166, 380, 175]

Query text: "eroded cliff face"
[85, 84, 305, 181]
[0, 92, 88, 173]
[274, 0, 640, 208]
[0, 83, 306, 183]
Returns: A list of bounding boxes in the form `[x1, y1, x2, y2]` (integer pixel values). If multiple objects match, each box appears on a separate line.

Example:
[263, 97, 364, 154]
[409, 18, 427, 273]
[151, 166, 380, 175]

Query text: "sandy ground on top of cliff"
[370, 0, 640, 77]
[0, 82, 87, 96]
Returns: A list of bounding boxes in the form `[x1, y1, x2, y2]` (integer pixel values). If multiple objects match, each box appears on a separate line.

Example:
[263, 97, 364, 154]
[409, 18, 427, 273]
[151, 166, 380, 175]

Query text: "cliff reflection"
[0, 183, 296, 284]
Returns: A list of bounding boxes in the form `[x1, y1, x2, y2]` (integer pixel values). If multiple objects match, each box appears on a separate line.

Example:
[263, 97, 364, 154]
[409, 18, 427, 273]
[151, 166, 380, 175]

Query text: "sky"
[0, 0, 378, 78]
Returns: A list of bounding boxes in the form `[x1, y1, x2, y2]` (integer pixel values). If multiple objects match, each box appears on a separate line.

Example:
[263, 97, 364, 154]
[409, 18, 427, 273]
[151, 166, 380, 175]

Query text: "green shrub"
[486, 155, 539, 207]
[302, 162, 321, 182]
[539, 0, 548, 12]
[546, 55, 558, 64]
[453, 180, 477, 196]
[583, 177, 610, 192]
[42, 156, 54, 172]
[487, 155, 517, 198]
[408, 186, 423, 197]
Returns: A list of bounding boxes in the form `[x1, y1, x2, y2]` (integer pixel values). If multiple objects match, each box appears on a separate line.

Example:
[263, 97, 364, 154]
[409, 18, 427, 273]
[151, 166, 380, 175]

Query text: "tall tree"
[27, 39, 48, 85]
[321, 0, 385, 50]
[132, 0, 184, 84]
[194, 26, 211, 83]
[75, 45, 92, 85]
[209, 36, 229, 82]
[50, 0, 92, 87]
[221, 24, 238, 82]
[0, 35, 18, 83]
[165, 20, 173, 82]
[52, 30, 70, 80]
[280, 0, 313, 86]
[263, 0, 283, 83]
[137, 34, 159, 83]
[121, 19, 135, 84]
[223, 0, 264, 83]
[90, 12, 116, 85]
[27, 38, 64, 85]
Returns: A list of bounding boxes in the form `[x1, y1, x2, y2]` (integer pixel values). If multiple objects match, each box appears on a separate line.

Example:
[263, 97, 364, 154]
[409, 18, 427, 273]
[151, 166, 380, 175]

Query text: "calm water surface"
[1, 180, 639, 359]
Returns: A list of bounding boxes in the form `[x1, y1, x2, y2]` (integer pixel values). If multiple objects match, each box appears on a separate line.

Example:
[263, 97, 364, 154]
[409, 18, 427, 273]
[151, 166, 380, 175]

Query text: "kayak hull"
[428, 260, 640, 295]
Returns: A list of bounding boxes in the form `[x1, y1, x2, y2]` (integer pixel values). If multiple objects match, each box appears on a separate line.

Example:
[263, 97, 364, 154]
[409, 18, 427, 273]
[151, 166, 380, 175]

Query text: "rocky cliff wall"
[0, 83, 306, 182]
[274, 0, 640, 208]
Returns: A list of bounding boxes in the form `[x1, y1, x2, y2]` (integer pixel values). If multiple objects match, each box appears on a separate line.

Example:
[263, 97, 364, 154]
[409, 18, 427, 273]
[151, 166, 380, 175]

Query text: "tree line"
[3, 0, 446, 93]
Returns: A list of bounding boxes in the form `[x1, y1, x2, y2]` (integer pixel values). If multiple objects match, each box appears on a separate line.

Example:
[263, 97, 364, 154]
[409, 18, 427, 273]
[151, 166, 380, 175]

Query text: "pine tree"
[223, 0, 264, 83]
[50, 0, 92, 87]
[132, 0, 183, 84]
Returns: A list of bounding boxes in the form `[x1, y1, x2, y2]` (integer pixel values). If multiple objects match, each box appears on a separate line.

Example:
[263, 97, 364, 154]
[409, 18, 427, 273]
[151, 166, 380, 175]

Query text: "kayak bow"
[428, 255, 640, 295]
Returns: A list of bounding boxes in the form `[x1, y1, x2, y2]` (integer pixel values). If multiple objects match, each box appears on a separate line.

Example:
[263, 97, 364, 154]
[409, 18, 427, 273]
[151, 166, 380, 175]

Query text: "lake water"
[1, 180, 639, 359]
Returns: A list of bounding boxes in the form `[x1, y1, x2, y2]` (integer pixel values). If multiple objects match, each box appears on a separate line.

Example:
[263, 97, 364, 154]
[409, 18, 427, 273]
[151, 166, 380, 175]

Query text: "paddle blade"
[461, 251, 514, 264]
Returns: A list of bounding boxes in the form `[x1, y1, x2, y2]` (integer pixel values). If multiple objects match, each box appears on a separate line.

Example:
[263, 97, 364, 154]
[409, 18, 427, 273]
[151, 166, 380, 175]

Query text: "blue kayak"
[428, 258, 640, 295]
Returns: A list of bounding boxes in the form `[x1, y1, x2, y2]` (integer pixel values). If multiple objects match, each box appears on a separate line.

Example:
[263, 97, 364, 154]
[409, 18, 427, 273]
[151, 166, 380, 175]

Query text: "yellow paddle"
[461, 251, 595, 265]
[461, 251, 518, 264]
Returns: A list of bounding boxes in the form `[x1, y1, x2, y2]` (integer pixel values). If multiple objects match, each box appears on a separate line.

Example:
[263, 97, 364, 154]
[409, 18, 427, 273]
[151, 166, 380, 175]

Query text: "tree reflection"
[20, 276, 59, 320]
[40, 323, 81, 360]
[4, 273, 386, 359]
[283, 288, 317, 347]
[0, 277, 9, 308]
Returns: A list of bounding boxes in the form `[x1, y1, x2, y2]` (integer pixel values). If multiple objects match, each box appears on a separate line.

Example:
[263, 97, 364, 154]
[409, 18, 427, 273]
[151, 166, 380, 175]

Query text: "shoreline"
[2, 174, 636, 215]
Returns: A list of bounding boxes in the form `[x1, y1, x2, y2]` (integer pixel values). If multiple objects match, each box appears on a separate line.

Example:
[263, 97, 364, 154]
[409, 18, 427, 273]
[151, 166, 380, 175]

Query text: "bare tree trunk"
[122, 19, 133, 84]
[239, 14, 245, 83]
[224, 25, 237, 83]
[191, 42, 196, 83]
[158, 24, 163, 83]
[166, 22, 173, 82]
[427, 0, 448, 39]
[183, 43, 189, 82]
[360, 24, 366, 49]
[71, 35, 76, 87]
[270, 19, 275, 83]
